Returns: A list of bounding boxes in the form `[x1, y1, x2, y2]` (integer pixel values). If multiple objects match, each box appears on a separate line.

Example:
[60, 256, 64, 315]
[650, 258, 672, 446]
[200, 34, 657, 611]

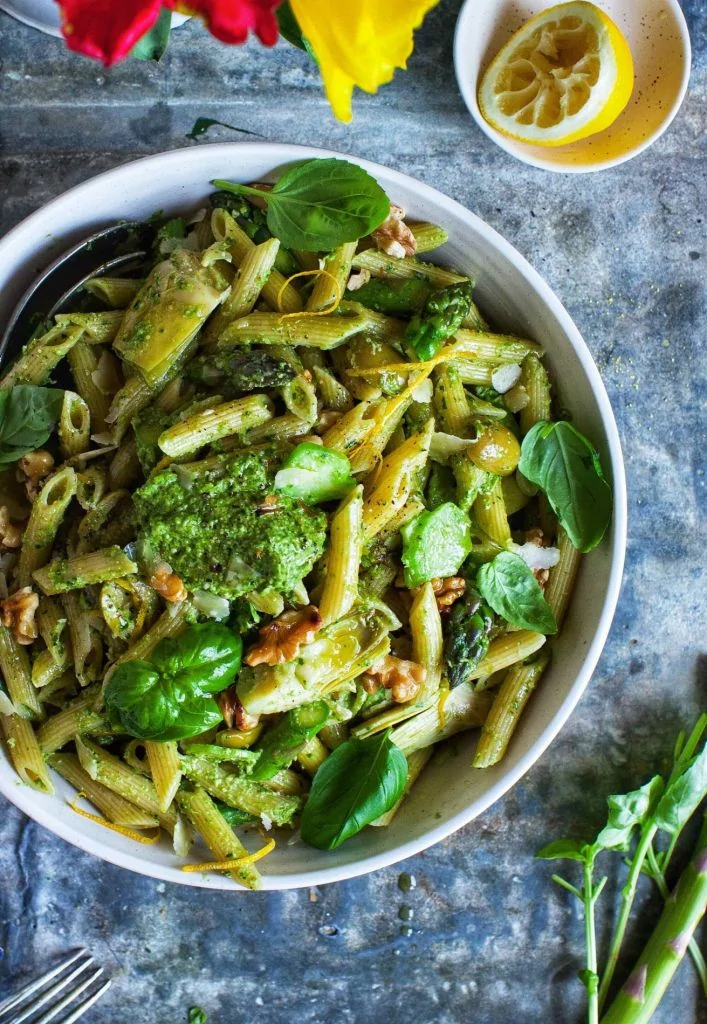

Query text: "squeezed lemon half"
[478, 1, 634, 147]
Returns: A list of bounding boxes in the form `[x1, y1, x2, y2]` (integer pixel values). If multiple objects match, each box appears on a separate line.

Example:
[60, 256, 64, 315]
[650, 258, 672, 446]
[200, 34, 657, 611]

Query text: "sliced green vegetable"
[213, 158, 390, 252]
[401, 502, 472, 588]
[250, 700, 330, 780]
[104, 623, 242, 741]
[300, 730, 407, 850]
[274, 442, 356, 504]
[443, 587, 494, 688]
[186, 350, 295, 394]
[518, 420, 612, 553]
[405, 280, 474, 361]
[477, 551, 557, 634]
[346, 278, 430, 317]
[0, 385, 64, 465]
[426, 462, 457, 510]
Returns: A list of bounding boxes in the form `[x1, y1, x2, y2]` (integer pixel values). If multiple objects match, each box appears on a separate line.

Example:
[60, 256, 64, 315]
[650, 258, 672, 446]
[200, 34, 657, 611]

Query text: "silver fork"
[0, 949, 110, 1024]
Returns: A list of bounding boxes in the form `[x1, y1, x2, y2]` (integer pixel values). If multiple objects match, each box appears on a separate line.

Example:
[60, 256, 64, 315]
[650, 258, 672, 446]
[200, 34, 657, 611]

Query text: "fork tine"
[31, 968, 105, 1024]
[9, 958, 95, 1024]
[56, 980, 111, 1024]
[0, 951, 88, 1019]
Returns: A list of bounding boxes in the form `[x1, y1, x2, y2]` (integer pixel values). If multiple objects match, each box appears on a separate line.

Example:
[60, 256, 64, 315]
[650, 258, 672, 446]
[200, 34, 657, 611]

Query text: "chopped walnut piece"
[372, 204, 417, 259]
[244, 605, 323, 667]
[525, 527, 546, 547]
[148, 562, 187, 603]
[0, 507, 23, 551]
[363, 654, 426, 704]
[346, 268, 371, 291]
[535, 568, 550, 588]
[431, 576, 466, 613]
[0, 586, 39, 645]
[17, 450, 54, 501]
[256, 494, 281, 515]
[217, 687, 260, 731]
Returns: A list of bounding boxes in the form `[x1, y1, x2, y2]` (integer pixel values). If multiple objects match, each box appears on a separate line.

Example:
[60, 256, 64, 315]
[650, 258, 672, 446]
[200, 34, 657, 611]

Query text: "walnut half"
[244, 605, 323, 667]
[0, 507, 23, 551]
[0, 586, 39, 645]
[363, 654, 426, 704]
[148, 562, 187, 603]
[372, 204, 417, 259]
[431, 576, 466, 613]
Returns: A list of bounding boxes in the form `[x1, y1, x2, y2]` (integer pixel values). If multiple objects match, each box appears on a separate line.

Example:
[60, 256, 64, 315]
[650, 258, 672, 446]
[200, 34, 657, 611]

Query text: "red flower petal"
[58, 0, 163, 65]
[166, 0, 281, 46]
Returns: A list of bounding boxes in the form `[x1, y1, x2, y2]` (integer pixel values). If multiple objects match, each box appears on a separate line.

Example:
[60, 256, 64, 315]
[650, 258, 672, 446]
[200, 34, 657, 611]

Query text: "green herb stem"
[601, 815, 707, 1024]
[646, 842, 707, 995]
[598, 824, 658, 1009]
[583, 861, 605, 1024]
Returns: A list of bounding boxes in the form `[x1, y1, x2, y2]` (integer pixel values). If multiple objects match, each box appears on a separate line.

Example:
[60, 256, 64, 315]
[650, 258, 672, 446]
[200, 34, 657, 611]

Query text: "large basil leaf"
[518, 420, 612, 553]
[213, 158, 390, 251]
[0, 385, 64, 465]
[477, 551, 557, 634]
[653, 744, 707, 836]
[300, 731, 407, 850]
[104, 623, 242, 741]
[593, 775, 664, 852]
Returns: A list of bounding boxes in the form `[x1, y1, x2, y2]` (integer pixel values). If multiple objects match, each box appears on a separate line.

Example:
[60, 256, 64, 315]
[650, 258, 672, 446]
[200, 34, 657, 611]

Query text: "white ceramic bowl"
[0, 144, 627, 889]
[454, 0, 692, 172]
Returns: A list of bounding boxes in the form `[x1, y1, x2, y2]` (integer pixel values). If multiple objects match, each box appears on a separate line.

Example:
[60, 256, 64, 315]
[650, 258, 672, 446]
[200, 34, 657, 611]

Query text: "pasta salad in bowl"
[0, 145, 626, 889]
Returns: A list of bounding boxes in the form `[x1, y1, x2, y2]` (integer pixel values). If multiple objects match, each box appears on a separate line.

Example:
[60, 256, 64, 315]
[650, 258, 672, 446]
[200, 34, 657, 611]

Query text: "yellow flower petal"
[291, 0, 439, 122]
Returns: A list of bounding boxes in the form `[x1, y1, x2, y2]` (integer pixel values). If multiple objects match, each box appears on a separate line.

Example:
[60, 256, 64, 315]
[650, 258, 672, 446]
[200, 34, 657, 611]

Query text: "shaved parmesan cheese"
[511, 542, 560, 571]
[491, 363, 522, 394]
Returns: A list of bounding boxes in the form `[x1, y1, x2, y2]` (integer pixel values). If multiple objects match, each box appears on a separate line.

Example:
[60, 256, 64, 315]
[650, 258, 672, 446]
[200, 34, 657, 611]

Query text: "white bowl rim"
[453, 0, 693, 173]
[0, 142, 627, 889]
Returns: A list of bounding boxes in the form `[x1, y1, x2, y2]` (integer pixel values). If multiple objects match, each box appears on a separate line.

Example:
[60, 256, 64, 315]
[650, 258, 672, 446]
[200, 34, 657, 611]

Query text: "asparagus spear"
[601, 814, 707, 1024]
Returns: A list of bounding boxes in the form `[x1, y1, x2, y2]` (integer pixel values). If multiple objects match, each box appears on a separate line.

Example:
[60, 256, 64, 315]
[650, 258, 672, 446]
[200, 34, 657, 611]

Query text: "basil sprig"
[300, 731, 407, 850]
[213, 158, 390, 252]
[518, 420, 612, 553]
[104, 623, 242, 741]
[0, 385, 64, 465]
[477, 551, 557, 634]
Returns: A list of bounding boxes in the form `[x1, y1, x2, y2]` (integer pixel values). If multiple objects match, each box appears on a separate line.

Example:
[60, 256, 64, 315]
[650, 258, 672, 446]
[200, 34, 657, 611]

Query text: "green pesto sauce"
[134, 449, 326, 600]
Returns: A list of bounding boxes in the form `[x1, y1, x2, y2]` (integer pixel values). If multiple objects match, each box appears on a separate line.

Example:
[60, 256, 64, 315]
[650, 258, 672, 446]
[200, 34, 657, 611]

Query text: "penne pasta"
[319, 485, 363, 626]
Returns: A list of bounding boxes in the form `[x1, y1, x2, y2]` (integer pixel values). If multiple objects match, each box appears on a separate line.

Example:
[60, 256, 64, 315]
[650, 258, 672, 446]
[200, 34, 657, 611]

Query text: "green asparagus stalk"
[601, 815, 707, 1024]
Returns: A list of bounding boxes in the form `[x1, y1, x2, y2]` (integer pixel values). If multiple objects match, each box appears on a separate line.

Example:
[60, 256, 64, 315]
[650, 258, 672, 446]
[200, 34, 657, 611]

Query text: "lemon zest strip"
[276, 269, 342, 321]
[181, 837, 276, 873]
[68, 792, 161, 845]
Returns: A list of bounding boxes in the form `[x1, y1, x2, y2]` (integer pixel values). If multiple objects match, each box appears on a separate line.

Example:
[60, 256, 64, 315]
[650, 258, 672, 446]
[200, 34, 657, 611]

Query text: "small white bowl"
[0, 144, 627, 889]
[0, 0, 189, 39]
[454, 0, 692, 172]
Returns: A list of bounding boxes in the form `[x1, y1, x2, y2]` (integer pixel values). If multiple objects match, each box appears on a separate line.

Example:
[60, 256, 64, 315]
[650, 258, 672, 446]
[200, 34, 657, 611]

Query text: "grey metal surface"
[0, 3, 705, 1022]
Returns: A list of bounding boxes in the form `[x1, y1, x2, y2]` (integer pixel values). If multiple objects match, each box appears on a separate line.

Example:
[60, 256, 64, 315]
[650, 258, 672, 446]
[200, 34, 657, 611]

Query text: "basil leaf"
[536, 838, 588, 862]
[593, 776, 664, 852]
[300, 731, 407, 850]
[187, 1009, 207, 1024]
[104, 623, 242, 741]
[477, 551, 557, 634]
[518, 421, 612, 553]
[0, 385, 64, 465]
[130, 8, 171, 61]
[213, 158, 390, 252]
[653, 744, 707, 836]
